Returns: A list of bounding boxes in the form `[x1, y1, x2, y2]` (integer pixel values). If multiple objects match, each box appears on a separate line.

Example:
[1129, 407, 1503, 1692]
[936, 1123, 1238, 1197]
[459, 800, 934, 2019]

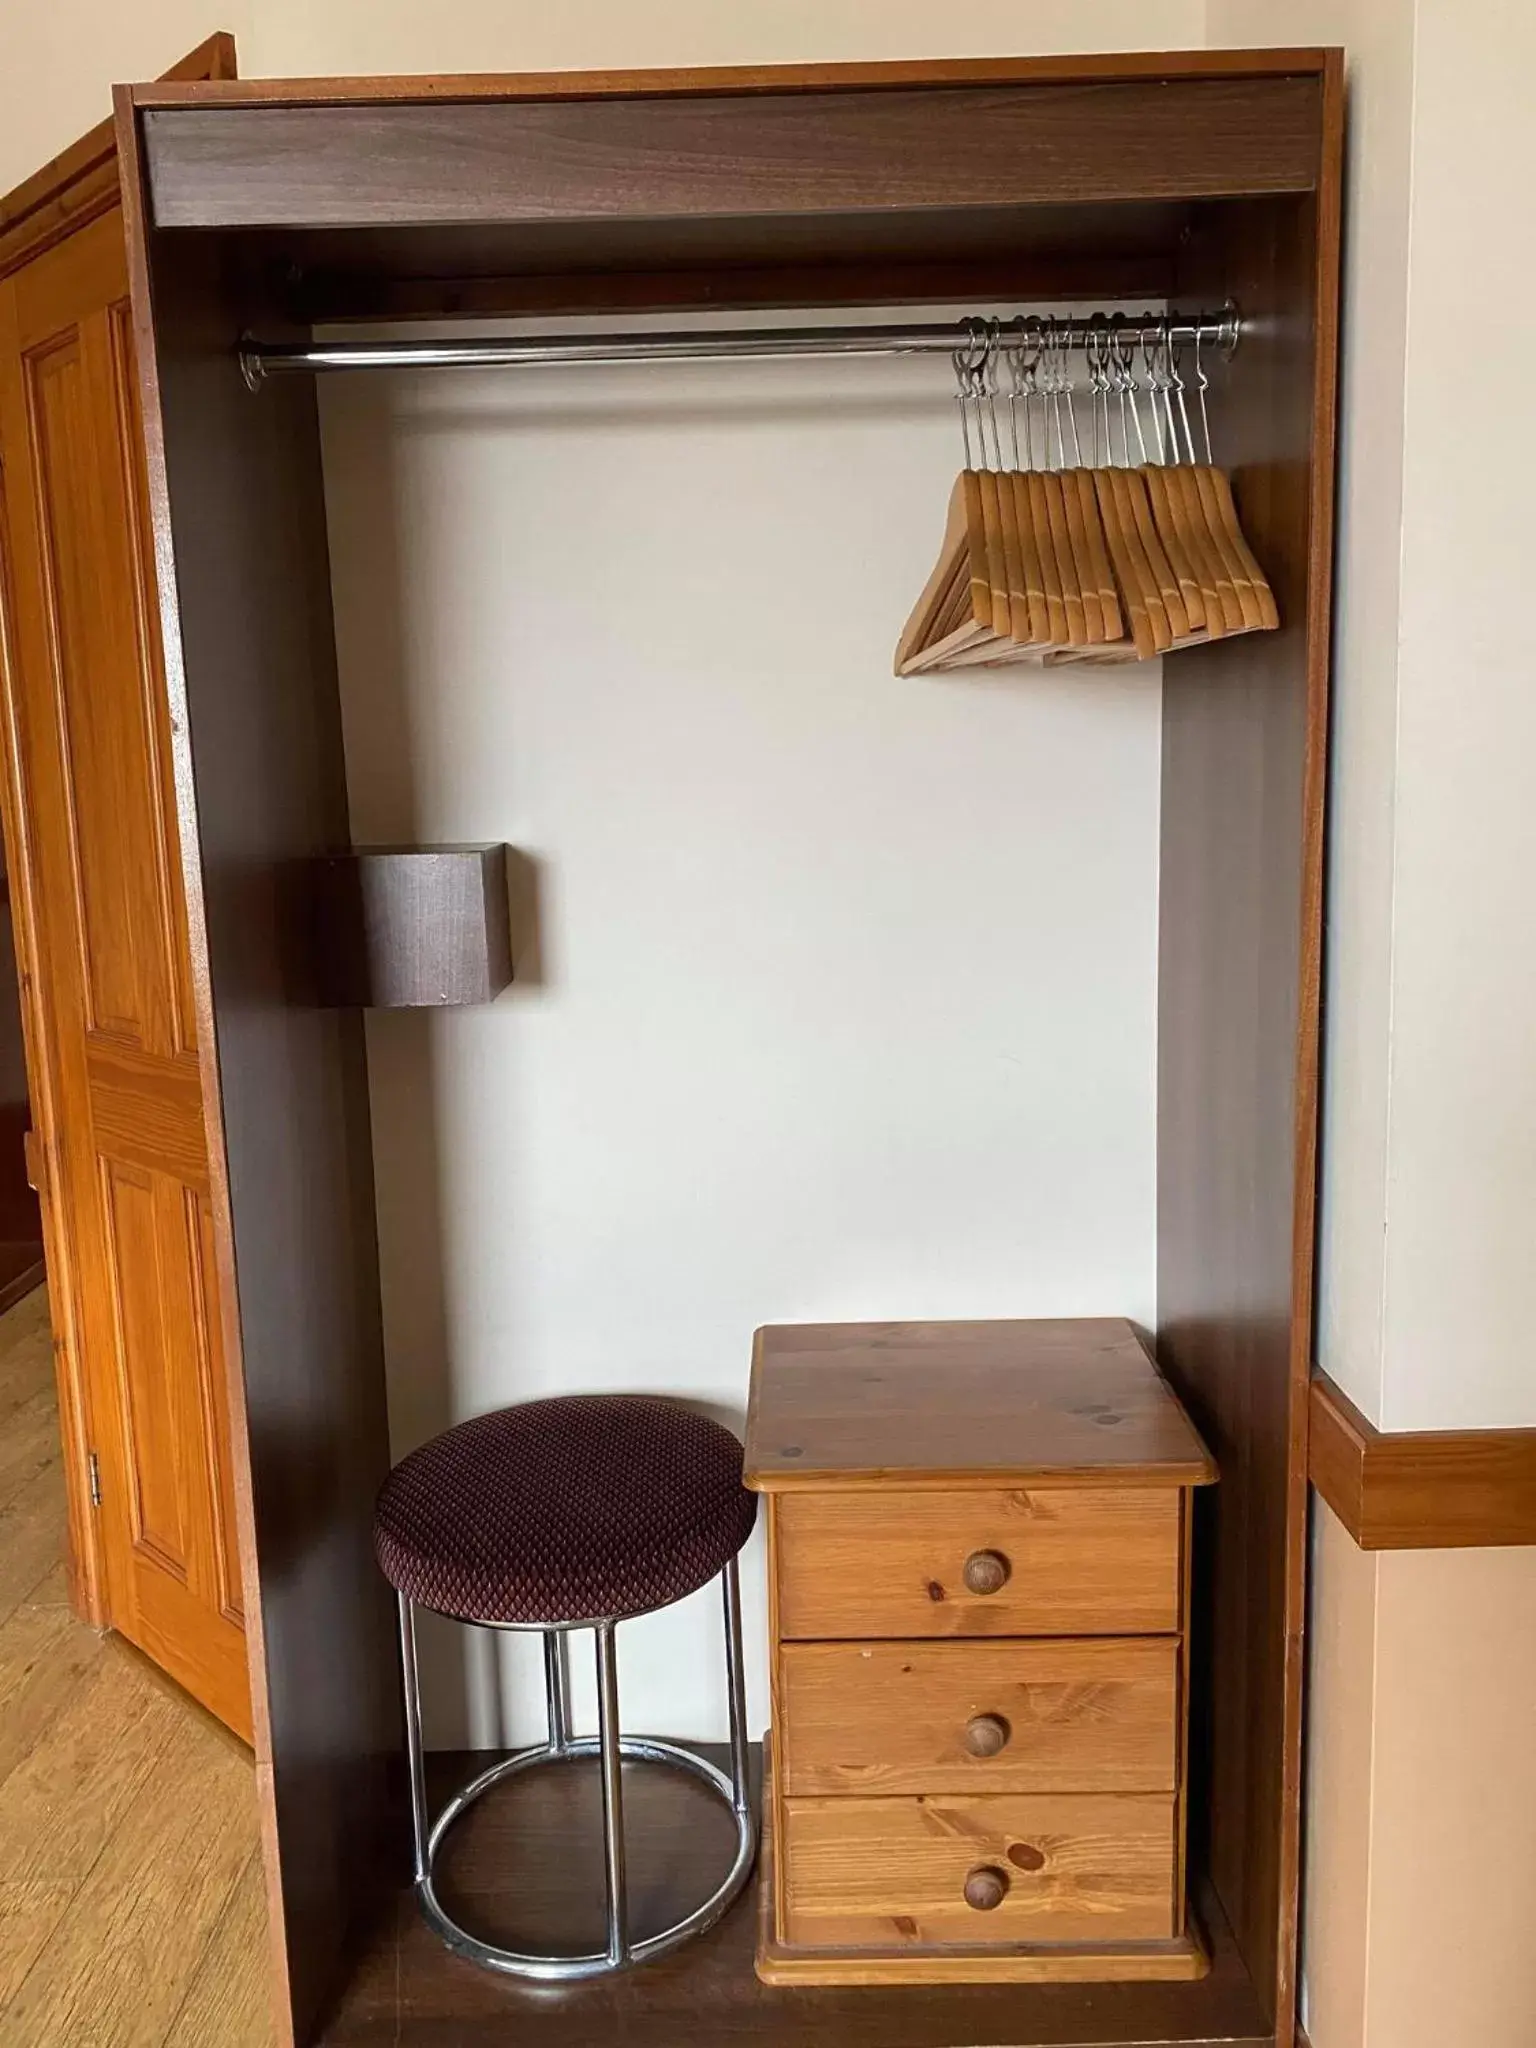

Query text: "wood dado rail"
[1309, 1372, 1536, 1549]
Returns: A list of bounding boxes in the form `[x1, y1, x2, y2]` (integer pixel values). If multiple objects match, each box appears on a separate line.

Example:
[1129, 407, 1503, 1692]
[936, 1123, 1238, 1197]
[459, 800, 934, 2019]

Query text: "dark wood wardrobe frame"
[111, 48, 1342, 2048]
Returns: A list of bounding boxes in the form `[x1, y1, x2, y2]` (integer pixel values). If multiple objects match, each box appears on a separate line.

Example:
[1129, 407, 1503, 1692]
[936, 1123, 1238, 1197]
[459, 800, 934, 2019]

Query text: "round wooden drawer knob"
[962, 1548, 1011, 1595]
[963, 1712, 1011, 1758]
[963, 1864, 1010, 1912]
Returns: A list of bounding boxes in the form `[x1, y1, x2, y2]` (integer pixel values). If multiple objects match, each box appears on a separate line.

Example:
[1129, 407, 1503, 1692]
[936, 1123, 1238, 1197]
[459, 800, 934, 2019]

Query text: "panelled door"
[0, 206, 250, 1739]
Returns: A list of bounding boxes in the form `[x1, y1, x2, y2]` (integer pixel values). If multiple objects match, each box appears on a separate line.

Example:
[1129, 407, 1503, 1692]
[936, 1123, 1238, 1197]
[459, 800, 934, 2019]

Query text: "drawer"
[780, 1790, 1176, 1948]
[774, 1487, 1182, 1639]
[778, 1637, 1178, 1796]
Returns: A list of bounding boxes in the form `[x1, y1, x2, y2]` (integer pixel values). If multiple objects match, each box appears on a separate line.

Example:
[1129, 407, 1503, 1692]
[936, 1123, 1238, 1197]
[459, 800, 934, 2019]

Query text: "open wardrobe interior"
[0, 46, 1341, 2048]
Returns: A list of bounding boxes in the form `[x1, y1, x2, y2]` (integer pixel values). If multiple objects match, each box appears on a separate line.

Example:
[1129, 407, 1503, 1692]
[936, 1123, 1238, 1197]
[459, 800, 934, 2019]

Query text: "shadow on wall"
[362, 855, 552, 1742]
[319, 377, 464, 1740]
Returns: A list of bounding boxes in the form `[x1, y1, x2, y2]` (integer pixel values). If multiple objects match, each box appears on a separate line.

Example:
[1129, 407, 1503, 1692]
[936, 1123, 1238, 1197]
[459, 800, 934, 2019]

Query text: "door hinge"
[87, 1450, 101, 1508]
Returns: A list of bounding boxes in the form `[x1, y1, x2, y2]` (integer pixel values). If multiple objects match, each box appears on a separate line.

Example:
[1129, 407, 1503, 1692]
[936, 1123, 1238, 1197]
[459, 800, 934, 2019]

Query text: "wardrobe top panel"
[127, 47, 1336, 109]
[744, 1318, 1219, 1492]
[131, 59, 1332, 237]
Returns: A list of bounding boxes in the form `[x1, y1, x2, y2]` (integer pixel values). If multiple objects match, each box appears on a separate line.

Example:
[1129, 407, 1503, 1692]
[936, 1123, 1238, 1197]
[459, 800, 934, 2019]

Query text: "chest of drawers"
[744, 1317, 1217, 1986]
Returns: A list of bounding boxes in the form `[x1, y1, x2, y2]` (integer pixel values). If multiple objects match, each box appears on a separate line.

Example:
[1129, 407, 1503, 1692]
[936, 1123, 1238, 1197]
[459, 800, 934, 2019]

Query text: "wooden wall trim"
[1310, 1371, 1536, 1549]
[0, 32, 236, 279]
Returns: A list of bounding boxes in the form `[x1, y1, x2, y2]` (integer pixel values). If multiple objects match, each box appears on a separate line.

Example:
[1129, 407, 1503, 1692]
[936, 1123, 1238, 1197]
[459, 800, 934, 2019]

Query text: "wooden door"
[0, 207, 250, 1739]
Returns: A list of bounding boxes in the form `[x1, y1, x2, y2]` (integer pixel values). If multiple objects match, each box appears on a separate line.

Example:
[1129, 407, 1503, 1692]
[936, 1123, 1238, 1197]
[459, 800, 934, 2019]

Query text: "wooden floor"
[0, 1282, 271, 2047]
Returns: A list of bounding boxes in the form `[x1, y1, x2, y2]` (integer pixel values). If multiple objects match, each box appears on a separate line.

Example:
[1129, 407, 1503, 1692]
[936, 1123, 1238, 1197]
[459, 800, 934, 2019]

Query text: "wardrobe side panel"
[1157, 135, 1340, 2045]
[115, 103, 398, 2048]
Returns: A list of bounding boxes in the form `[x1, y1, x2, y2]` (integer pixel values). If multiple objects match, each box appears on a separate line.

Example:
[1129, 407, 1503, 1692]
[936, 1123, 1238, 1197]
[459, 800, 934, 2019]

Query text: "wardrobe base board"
[319, 1744, 1271, 2047]
[0, 1247, 44, 1318]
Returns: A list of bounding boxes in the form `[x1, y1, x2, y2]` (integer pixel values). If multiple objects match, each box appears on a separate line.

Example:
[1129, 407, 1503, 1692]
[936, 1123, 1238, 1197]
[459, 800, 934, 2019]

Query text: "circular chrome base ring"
[414, 1734, 758, 1982]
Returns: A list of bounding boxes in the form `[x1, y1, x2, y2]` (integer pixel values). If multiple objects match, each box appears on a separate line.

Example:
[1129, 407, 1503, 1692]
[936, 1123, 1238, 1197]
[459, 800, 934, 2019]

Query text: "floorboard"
[163, 1852, 275, 2048]
[0, 1289, 52, 1436]
[0, 1573, 103, 1794]
[0, 1461, 69, 1632]
[0, 1279, 273, 2048]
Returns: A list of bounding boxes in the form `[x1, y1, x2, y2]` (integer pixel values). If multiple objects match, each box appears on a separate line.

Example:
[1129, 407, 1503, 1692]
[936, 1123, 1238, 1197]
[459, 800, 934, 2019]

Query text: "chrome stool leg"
[595, 1623, 629, 1967]
[542, 1630, 572, 1756]
[398, 1592, 430, 1884]
[723, 1556, 751, 1819]
[396, 1566, 758, 1981]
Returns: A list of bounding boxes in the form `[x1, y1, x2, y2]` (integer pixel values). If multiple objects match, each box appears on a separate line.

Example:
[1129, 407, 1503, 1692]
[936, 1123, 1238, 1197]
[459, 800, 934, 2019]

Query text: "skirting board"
[1310, 1372, 1536, 1549]
[0, 1256, 44, 1318]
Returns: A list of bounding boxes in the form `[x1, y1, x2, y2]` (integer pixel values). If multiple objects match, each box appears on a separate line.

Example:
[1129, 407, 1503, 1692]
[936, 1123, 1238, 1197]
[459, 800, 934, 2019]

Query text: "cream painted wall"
[1381, 0, 1536, 1430]
[1364, 1543, 1536, 2047]
[248, 0, 1204, 88]
[1205, 0, 1415, 1431]
[0, 0, 251, 192]
[318, 317, 1165, 1743]
[1303, 1518, 1536, 2048]
[1300, 1507, 1378, 2048]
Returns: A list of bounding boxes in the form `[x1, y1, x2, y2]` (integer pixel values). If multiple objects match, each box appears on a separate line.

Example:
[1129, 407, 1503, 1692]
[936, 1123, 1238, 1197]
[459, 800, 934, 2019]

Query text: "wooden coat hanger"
[1175, 328, 1273, 634]
[1138, 327, 1208, 635]
[896, 307, 1280, 676]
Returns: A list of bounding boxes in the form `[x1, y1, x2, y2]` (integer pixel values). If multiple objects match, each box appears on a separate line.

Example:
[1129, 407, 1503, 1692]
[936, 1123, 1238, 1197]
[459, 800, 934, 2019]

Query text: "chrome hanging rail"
[238, 306, 1240, 389]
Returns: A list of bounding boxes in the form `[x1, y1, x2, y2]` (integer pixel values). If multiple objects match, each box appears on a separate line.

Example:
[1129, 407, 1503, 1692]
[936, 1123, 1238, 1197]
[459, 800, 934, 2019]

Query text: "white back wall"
[319, 321, 1163, 1744]
[1382, 0, 1536, 1430]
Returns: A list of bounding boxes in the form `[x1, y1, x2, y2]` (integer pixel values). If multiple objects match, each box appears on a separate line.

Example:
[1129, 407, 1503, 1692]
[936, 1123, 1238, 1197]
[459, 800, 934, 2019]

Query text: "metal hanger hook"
[1191, 319, 1214, 464]
[952, 318, 988, 468]
[1167, 327, 1197, 466]
[1002, 315, 1028, 469]
[1022, 314, 1046, 471]
[981, 318, 1005, 471]
[1142, 322, 1167, 465]
[1057, 315, 1083, 468]
[1039, 313, 1058, 468]
[1110, 314, 1149, 466]
[1086, 313, 1112, 467]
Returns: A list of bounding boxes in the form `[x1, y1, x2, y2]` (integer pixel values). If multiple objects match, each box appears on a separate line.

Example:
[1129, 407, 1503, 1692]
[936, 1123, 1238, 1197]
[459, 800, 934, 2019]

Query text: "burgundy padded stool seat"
[374, 1393, 758, 1627]
[375, 1389, 760, 1979]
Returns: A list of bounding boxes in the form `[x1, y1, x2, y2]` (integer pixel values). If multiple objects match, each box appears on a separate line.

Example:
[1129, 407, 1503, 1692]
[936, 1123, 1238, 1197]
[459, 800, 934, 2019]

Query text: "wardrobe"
[108, 49, 1340, 2048]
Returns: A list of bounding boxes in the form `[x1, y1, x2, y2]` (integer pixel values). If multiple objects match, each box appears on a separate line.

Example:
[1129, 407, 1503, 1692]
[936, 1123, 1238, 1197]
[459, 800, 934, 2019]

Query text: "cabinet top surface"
[744, 1318, 1216, 1491]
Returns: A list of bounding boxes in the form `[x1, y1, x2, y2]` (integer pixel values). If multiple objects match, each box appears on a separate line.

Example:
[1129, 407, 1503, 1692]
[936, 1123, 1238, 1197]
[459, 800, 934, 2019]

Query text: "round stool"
[373, 1393, 759, 1981]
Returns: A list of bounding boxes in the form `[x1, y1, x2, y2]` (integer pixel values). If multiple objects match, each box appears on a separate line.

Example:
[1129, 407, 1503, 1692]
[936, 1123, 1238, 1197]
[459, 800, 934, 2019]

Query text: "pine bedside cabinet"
[743, 1319, 1218, 1987]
